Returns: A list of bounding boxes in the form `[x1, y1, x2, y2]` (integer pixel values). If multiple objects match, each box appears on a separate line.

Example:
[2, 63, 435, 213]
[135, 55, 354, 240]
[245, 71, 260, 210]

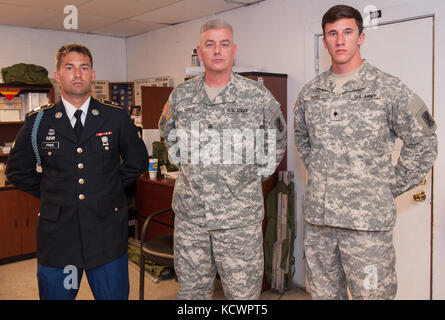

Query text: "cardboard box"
[0, 96, 22, 110]
[0, 146, 11, 154]
[0, 110, 20, 121]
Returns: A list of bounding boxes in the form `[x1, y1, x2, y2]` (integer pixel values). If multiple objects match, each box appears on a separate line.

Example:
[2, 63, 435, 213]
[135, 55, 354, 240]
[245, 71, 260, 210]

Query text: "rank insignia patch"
[422, 111, 435, 129]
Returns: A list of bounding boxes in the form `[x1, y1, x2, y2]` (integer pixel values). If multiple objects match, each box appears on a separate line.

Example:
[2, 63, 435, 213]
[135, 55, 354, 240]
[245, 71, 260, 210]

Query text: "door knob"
[413, 190, 427, 202]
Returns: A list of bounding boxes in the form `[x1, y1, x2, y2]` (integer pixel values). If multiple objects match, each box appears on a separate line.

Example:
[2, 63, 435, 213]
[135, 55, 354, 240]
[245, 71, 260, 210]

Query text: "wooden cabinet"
[0, 189, 39, 261]
[0, 85, 54, 262]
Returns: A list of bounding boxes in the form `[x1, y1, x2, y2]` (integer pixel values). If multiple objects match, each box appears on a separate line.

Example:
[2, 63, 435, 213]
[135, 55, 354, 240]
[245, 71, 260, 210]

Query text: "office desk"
[136, 171, 279, 240]
[136, 171, 280, 292]
[136, 173, 175, 240]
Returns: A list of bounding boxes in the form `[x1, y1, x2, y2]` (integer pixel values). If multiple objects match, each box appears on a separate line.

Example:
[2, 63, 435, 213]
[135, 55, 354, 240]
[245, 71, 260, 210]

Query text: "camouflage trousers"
[174, 217, 264, 300]
[303, 222, 397, 300]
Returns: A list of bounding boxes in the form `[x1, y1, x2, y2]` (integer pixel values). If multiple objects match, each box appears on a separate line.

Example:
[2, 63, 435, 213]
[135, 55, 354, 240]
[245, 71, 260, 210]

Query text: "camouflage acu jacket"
[294, 61, 437, 231]
[159, 72, 287, 230]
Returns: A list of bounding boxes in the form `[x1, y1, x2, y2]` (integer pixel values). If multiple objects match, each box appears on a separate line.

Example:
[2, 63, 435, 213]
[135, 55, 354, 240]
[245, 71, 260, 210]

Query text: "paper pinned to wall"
[142, 129, 160, 157]
[91, 80, 110, 100]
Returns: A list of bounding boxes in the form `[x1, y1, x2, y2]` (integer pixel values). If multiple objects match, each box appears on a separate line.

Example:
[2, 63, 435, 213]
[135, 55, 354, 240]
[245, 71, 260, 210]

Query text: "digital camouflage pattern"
[159, 72, 287, 230]
[294, 61, 437, 231]
[304, 223, 397, 300]
[174, 217, 263, 300]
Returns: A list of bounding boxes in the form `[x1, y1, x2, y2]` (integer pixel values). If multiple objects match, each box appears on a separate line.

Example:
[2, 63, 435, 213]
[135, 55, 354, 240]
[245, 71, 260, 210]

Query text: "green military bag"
[1, 63, 52, 86]
[152, 141, 178, 174]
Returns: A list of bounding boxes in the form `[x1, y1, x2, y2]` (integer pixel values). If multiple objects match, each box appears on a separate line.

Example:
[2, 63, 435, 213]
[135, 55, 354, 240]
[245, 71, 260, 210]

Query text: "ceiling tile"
[92, 20, 168, 37]
[225, 0, 261, 3]
[132, 0, 241, 24]
[38, 13, 121, 33]
[78, 0, 182, 19]
[0, 0, 90, 10]
[0, 4, 59, 27]
[0, 0, 262, 37]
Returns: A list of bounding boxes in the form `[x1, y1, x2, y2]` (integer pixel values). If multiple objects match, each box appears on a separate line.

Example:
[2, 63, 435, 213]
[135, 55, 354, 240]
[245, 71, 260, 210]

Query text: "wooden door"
[141, 86, 173, 129]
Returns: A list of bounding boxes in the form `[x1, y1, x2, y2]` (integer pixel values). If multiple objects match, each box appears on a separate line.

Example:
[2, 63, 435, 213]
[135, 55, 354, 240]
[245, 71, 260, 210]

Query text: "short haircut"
[322, 5, 364, 35]
[55, 44, 93, 70]
[200, 19, 233, 35]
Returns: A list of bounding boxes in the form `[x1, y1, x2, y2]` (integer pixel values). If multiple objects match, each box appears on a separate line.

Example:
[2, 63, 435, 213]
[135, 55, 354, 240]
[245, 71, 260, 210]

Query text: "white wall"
[0, 25, 127, 82]
[127, 0, 445, 298]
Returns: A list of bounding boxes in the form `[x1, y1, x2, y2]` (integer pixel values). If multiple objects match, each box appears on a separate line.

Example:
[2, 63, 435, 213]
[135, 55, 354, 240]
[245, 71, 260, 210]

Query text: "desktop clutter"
[149, 141, 178, 181]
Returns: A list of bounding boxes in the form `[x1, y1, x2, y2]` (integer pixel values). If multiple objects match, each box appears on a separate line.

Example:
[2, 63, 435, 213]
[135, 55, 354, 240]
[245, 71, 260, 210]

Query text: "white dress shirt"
[62, 96, 91, 128]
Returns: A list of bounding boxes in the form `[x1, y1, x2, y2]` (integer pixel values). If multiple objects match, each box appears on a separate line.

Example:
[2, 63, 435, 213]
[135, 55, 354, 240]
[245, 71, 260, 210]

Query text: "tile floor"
[0, 257, 311, 300]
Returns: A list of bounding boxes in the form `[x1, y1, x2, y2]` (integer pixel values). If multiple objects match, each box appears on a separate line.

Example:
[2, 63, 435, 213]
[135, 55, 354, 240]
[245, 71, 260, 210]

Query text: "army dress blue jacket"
[6, 97, 149, 269]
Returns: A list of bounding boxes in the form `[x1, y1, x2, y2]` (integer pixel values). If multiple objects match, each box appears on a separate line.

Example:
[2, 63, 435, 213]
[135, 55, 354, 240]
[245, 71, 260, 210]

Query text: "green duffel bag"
[1, 63, 52, 86]
[152, 141, 178, 174]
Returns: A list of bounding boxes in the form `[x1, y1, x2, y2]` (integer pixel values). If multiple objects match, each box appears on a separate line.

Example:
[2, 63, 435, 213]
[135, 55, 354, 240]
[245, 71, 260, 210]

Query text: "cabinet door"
[0, 190, 22, 259]
[136, 179, 174, 240]
[17, 190, 39, 254]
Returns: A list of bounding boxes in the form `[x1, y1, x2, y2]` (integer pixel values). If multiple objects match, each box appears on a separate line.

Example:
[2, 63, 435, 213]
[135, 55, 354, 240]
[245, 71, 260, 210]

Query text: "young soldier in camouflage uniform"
[159, 19, 286, 299]
[294, 5, 437, 299]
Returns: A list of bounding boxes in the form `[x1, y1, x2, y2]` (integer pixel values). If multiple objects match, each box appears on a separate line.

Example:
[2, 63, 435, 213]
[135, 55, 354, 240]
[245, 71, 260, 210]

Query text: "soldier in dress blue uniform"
[6, 44, 149, 300]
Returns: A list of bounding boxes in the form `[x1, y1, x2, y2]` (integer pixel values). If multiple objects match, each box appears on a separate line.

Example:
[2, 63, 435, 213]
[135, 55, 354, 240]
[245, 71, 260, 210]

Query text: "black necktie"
[74, 109, 83, 139]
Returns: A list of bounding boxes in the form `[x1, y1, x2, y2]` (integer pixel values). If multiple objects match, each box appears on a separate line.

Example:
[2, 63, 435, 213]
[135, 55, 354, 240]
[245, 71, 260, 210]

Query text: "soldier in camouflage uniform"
[159, 19, 286, 299]
[294, 5, 437, 299]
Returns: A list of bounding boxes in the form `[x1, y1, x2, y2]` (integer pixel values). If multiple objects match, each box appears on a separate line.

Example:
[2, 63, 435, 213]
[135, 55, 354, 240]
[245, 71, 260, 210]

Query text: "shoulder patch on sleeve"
[162, 102, 172, 121]
[98, 99, 124, 110]
[408, 95, 437, 136]
[417, 107, 437, 135]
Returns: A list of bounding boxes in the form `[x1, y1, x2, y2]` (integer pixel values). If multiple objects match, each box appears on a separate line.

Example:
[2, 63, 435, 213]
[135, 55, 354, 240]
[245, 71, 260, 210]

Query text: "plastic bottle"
[191, 49, 200, 67]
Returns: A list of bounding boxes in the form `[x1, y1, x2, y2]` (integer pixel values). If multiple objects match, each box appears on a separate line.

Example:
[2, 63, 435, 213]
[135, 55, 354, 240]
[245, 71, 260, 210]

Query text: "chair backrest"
[139, 208, 175, 300]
